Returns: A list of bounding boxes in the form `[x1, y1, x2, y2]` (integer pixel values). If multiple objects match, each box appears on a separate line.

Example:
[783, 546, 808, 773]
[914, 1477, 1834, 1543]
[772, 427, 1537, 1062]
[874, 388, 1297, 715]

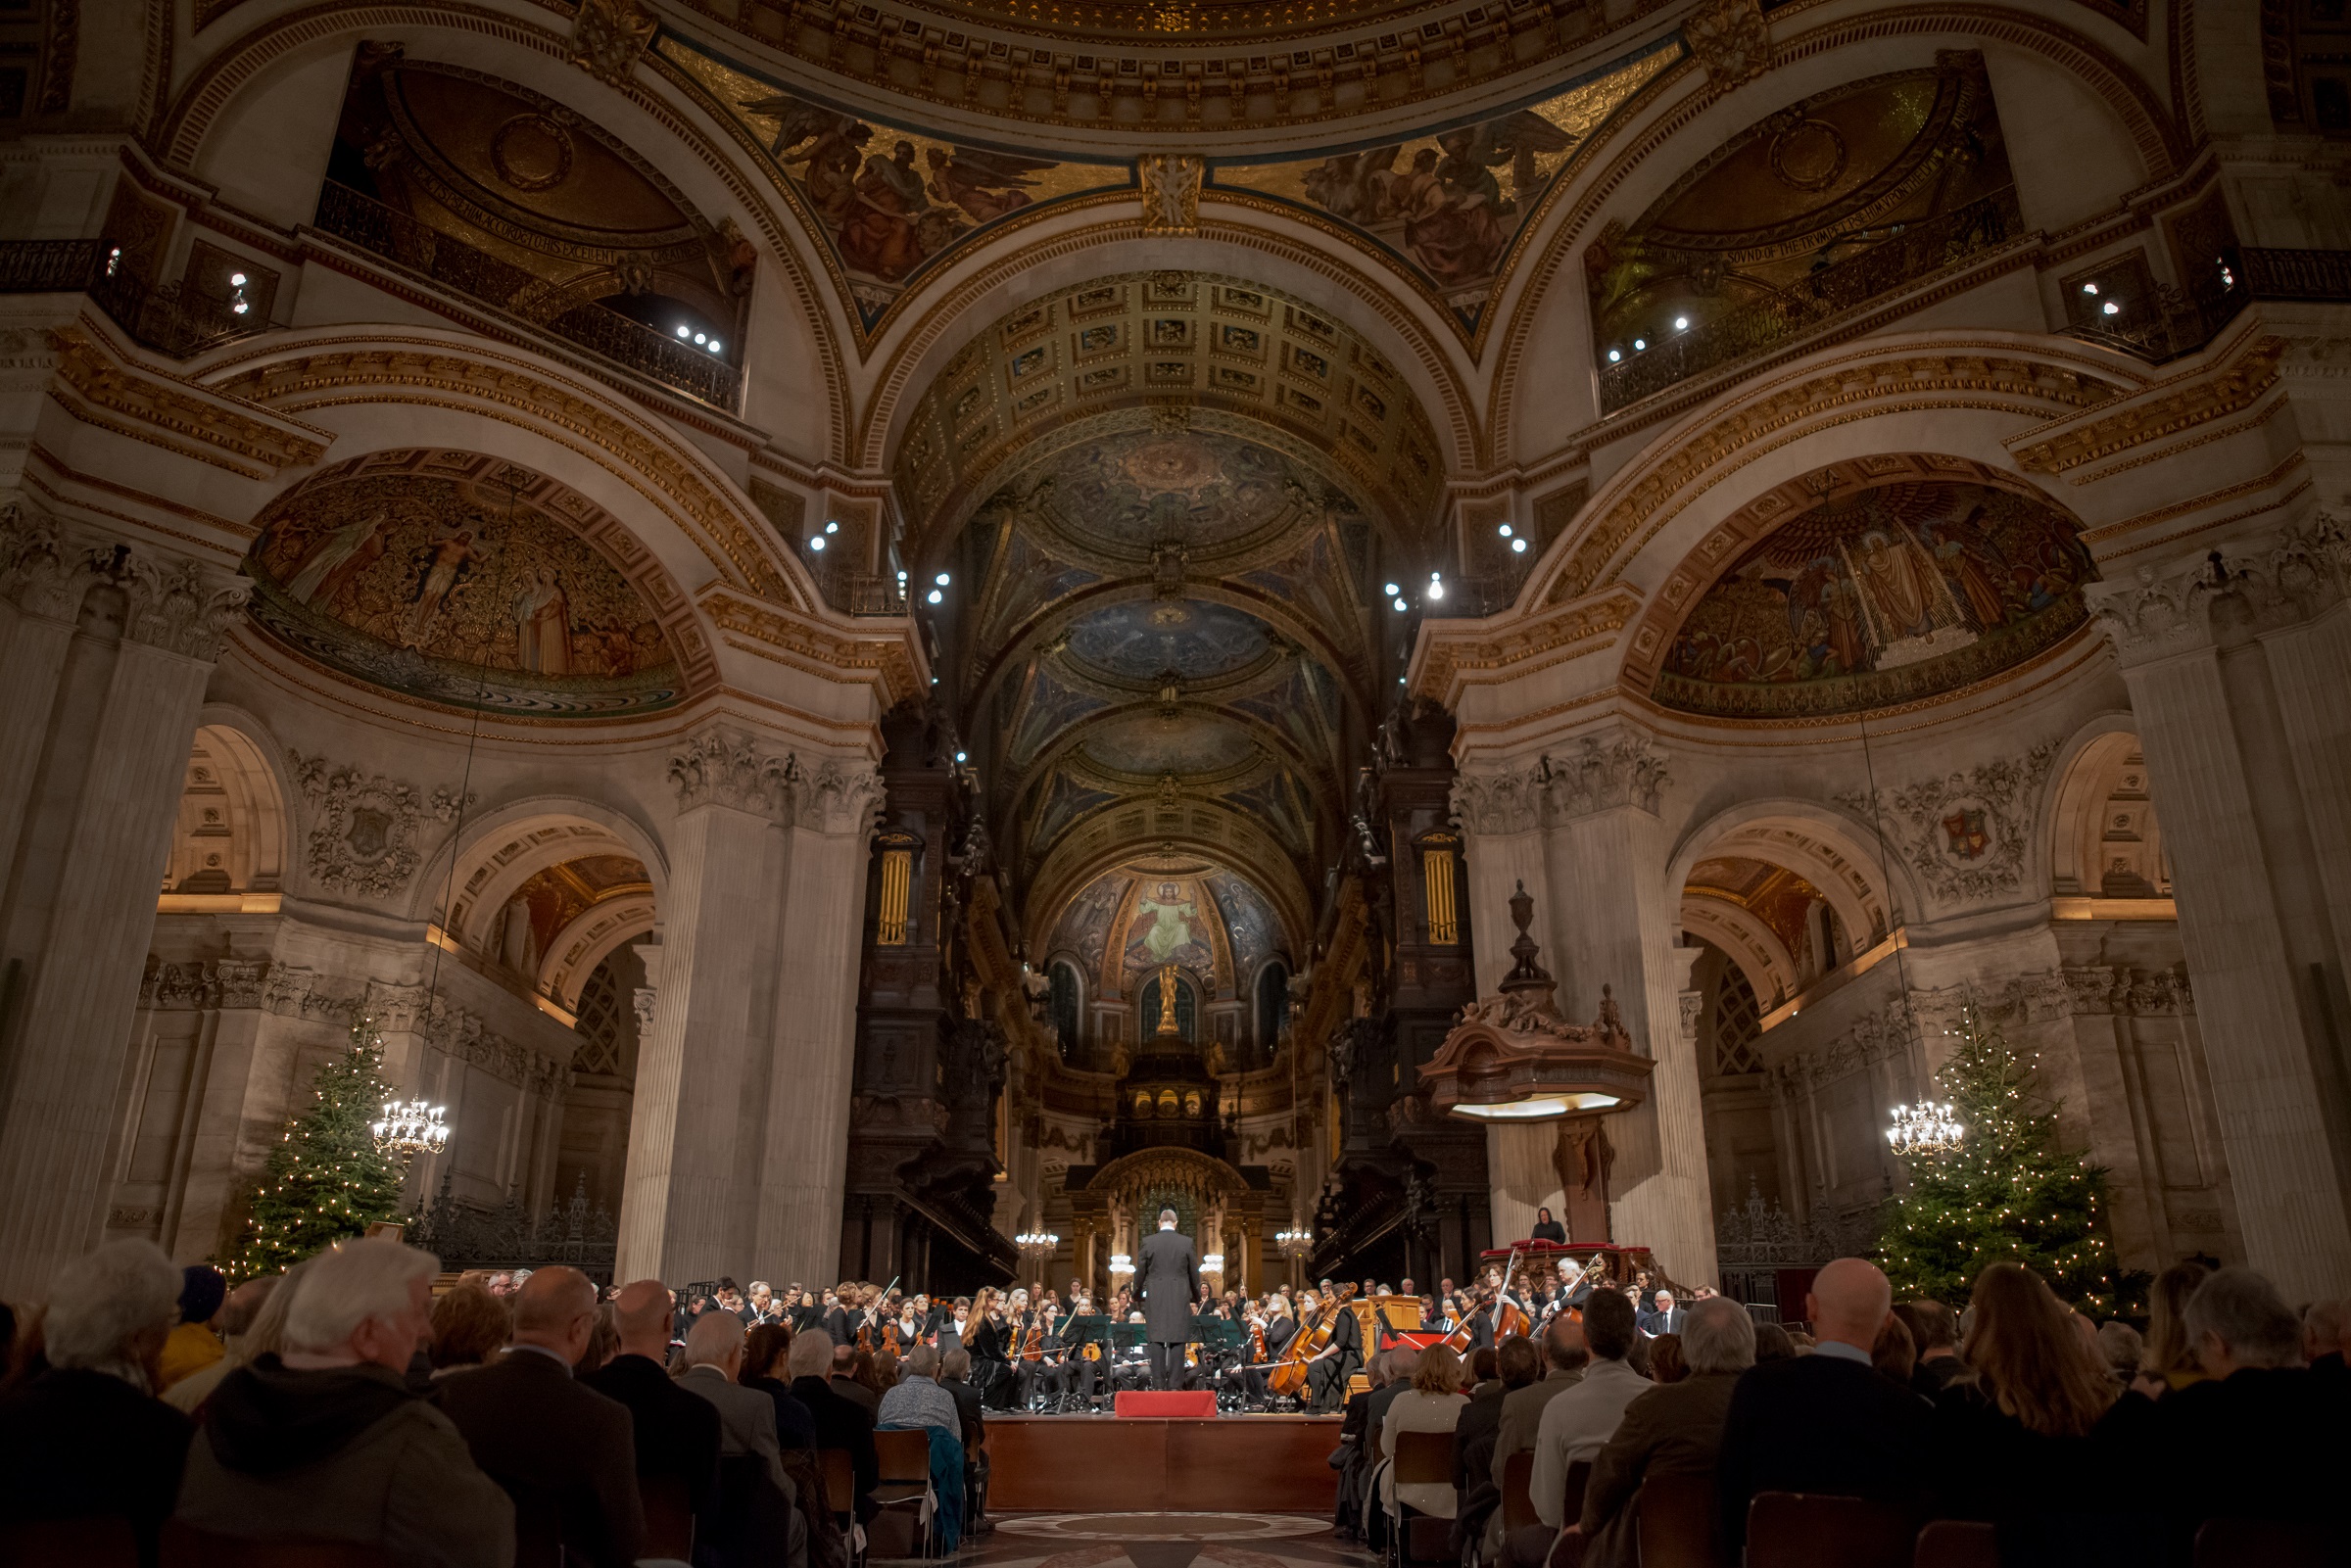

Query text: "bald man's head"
[1808, 1258, 1894, 1351]
[613, 1279, 674, 1358]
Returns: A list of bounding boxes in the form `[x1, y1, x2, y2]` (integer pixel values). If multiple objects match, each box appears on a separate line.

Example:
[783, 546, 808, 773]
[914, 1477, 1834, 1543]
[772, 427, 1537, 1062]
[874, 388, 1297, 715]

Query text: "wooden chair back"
[819, 1447, 856, 1515]
[1747, 1493, 1914, 1568]
[158, 1521, 396, 1568]
[1634, 1470, 1725, 1568]
[1391, 1428, 1455, 1487]
[1, 1517, 138, 1568]
[1912, 1520, 1996, 1568]
[872, 1428, 932, 1491]
[641, 1474, 695, 1561]
[1559, 1459, 1592, 1529]
[1501, 1449, 1538, 1533]
[2194, 1518, 2349, 1567]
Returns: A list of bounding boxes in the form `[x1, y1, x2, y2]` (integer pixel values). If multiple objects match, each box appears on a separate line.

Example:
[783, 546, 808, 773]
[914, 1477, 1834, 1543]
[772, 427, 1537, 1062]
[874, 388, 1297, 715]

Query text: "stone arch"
[162, 711, 293, 898]
[1485, 3, 2175, 463]
[2046, 713, 2169, 900]
[1667, 797, 1914, 951]
[418, 798, 670, 973]
[159, 0, 853, 461]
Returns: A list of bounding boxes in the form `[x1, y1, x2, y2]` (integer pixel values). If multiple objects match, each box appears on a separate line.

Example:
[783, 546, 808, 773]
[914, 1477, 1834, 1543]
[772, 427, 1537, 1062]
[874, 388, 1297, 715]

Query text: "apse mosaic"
[656, 32, 1127, 326]
[1204, 872, 1281, 980]
[1063, 599, 1273, 685]
[245, 455, 683, 718]
[1124, 879, 1219, 988]
[1653, 481, 2094, 720]
[1211, 34, 1681, 330]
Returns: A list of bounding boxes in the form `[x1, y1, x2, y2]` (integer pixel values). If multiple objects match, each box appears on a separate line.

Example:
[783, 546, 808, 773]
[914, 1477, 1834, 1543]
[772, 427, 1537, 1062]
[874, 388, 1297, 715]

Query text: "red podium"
[1113, 1390, 1218, 1418]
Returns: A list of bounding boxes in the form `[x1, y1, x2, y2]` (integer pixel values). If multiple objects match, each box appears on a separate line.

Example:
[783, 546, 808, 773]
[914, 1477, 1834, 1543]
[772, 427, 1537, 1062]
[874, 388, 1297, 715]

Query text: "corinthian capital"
[667, 728, 798, 822]
[2089, 512, 2350, 666]
[120, 550, 250, 660]
[796, 760, 886, 836]
[1450, 764, 1544, 836]
[1536, 727, 1671, 822]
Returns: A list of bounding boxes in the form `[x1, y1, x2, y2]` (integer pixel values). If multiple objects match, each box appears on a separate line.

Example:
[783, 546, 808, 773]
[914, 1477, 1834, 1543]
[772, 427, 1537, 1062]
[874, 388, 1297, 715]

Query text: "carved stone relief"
[667, 727, 884, 833]
[2087, 512, 2350, 667]
[1834, 740, 2056, 906]
[290, 752, 472, 900]
[1452, 727, 1671, 835]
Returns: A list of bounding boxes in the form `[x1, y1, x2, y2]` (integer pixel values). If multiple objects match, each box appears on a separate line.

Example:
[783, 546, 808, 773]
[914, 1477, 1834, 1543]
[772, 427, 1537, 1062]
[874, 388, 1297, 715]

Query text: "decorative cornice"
[666, 725, 884, 834]
[1412, 585, 1640, 703]
[48, 327, 330, 480]
[1450, 724, 1669, 835]
[2085, 511, 2350, 665]
[699, 585, 924, 706]
[2007, 334, 2285, 476]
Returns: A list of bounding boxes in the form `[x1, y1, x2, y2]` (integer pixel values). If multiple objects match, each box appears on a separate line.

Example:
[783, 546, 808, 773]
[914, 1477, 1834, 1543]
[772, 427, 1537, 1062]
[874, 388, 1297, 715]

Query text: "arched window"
[1049, 960, 1082, 1061]
[1255, 961, 1289, 1059]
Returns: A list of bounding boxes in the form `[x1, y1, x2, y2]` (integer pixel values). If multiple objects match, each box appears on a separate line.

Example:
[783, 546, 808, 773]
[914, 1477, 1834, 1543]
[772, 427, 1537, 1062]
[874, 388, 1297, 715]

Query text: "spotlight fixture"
[1511, 538, 1528, 553]
[955, 750, 968, 763]
[1383, 581, 1401, 595]
[2102, 301, 2120, 315]
[935, 572, 951, 586]
[809, 536, 826, 550]
[1607, 349, 1621, 362]
[1498, 524, 1513, 538]
[1427, 581, 1445, 601]
[2081, 282, 2099, 295]
[1673, 316, 1688, 330]
[677, 325, 692, 337]
[1633, 338, 1647, 351]
[1392, 596, 1408, 612]
[825, 520, 840, 534]
[927, 589, 943, 604]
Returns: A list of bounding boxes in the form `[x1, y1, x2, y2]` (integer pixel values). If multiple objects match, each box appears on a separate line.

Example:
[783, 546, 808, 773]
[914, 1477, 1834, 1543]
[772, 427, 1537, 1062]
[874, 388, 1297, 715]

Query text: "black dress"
[1530, 1218, 1567, 1244]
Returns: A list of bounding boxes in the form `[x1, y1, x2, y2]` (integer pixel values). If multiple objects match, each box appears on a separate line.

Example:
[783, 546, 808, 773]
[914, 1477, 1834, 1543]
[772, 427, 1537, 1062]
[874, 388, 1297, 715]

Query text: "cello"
[1266, 1284, 1356, 1399]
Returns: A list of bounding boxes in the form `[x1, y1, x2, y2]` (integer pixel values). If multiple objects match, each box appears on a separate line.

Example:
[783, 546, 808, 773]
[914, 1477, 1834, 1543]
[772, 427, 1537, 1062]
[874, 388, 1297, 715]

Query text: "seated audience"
[1714, 1257, 1935, 1558]
[1751, 1321, 1796, 1363]
[1636, 1289, 1684, 1338]
[2101, 1265, 2349, 1548]
[1381, 1344, 1470, 1519]
[2140, 1259, 2209, 1390]
[1451, 1339, 1524, 1555]
[877, 1344, 960, 1433]
[1578, 1297, 1755, 1568]
[434, 1265, 643, 1568]
[175, 1237, 513, 1568]
[0, 1239, 192, 1564]
[582, 1279, 722, 1523]
[1870, 1311, 1917, 1386]
[1529, 1289, 1650, 1537]
[159, 1265, 228, 1392]
[1892, 1299, 1964, 1398]
[1484, 1311, 1588, 1555]
[676, 1312, 793, 1499]
[1648, 1333, 1688, 1386]
[2095, 1319, 2142, 1384]
[785, 1330, 877, 1520]
[1934, 1262, 2118, 1526]
[426, 1282, 509, 1375]
[2299, 1298, 2346, 1374]
[163, 1274, 276, 1415]
[939, 1347, 986, 1451]
[829, 1342, 881, 1415]
[740, 1321, 818, 1449]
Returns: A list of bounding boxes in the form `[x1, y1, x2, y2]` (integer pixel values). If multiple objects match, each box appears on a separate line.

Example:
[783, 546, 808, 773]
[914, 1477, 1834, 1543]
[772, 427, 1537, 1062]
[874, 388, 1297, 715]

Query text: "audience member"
[1636, 1289, 1683, 1337]
[2140, 1259, 2210, 1390]
[1528, 1290, 1649, 1538]
[1381, 1345, 1469, 1519]
[676, 1311, 793, 1499]
[2298, 1298, 2346, 1373]
[1751, 1321, 1796, 1363]
[578, 1302, 620, 1377]
[1870, 1311, 1917, 1386]
[426, 1283, 509, 1374]
[163, 1274, 276, 1415]
[786, 1329, 877, 1520]
[938, 1346, 986, 1451]
[1483, 1310, 1587, 1555]
[1577, 1297, 1755, 1568]
[0, 1239, 192, 1564]
[435, 1265, 643, 1568]
[740, 1322, 818, 1449]
[159, 1265, 228, 1392]
[2102, 1266, 2347, 1550]
[1449, 1337, 1526, 1555]
[1714, 1258, 1935, 1558]
[829, 1342, 881, 1415]
[1934, 1263, 2118, 1528]
[876, 1343, 958, 1433]
[2095, 1319, 2142, 1384]
[1891, 1299, 1964, 1398]
[1648, 1333, 1687, 1385]
[174, 1237, 513, 1568]
[582, 1280, 722, 1523]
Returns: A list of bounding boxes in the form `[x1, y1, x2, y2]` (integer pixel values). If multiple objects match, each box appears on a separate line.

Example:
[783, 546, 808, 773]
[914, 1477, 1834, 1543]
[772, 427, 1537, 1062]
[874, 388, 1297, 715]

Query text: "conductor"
[1137, 1208, 1203, 1391]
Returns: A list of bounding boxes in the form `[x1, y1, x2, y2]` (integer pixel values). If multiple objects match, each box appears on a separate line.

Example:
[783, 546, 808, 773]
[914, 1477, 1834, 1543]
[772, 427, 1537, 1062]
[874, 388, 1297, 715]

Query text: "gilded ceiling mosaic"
[1683, 856, 1826, 967]
[1063, 599, 1276, 685]
[1047, 863, 1293, 1003]
[245, 451, 686, 718]
[1652, 480, 2095, 720]
[1212, 33, 1680, 329]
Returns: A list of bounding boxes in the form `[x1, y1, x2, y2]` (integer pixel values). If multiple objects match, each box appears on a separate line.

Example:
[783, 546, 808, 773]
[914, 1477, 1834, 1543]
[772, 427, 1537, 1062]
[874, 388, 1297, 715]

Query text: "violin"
[1016, 1311, 1045, 1362]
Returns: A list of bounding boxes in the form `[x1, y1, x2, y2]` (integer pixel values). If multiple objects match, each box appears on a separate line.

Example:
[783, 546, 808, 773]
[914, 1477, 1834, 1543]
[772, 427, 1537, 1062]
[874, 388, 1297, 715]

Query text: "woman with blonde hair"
[2142, 1259, 2211, 1390]
[1938, 1263, 2121, 1526]
[1380, 1344, 1469, 1522]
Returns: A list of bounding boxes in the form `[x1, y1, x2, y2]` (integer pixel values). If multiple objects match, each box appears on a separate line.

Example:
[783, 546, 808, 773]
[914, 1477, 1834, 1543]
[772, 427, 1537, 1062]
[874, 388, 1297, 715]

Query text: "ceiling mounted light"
[935, 572, 951, 587]
[2082, 282, 2099, 295]
[1498, 524, 1513, 538]
[927, 589, 943, 604]
[1383, 581, 1401, 595]
[694, 332, 707, 345]
[708, 338, 722, 353]
[809, 536, 826, 550]
[955, 750, 968, 763]
[1511, 538, 1528, 553]
[676, 325, 692, 338]
[1673, 316, 1688, 330]
[1392, 596, 1408, 612]
[1427, 582, 1445, 601]
[1607, 349, 1621, 362]
[825, 520, 840, 534]
[1633, 338, 1647, 351]
[2102, 301, 2121, 315]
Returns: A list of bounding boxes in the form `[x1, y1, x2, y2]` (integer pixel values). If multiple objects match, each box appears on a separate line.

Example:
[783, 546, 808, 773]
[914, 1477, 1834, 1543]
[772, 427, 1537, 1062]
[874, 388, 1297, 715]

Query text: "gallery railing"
[312, 181, 742, 412]
[1597, 186, 2027, 414]
[0, 239, 269, 358]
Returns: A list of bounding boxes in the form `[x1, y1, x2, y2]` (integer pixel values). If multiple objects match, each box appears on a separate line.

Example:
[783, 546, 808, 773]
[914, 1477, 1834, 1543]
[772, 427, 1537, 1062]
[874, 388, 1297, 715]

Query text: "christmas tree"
[221, 1014, 409, 1281]
[1875, 1002, 2144, 1314]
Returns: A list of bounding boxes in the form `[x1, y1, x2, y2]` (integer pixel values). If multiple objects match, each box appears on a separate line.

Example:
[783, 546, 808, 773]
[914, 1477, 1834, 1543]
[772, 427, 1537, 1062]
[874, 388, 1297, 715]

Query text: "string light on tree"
[219, 1013, 411, 1281]
[1872, 1003, 2146, 1313]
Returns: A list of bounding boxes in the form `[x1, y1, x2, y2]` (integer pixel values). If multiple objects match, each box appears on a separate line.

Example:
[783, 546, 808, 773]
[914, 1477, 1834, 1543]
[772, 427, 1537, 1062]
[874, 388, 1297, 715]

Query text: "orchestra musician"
[1299, 1289, 1363, 1412]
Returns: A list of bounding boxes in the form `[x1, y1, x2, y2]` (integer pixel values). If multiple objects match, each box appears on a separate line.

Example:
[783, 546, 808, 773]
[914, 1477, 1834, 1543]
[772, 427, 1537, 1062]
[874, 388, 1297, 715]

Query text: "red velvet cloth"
[1112, 1391, 1218, 1418]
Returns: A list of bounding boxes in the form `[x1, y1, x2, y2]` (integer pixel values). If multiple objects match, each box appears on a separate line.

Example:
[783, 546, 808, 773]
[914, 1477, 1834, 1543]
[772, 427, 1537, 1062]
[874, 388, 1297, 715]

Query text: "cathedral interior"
[2, 0, 2349, 1310]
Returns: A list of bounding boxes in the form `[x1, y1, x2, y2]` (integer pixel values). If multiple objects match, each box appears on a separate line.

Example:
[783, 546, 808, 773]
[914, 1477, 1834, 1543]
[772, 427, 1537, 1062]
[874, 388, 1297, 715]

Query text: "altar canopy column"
[2089, 531, 2351, 1300]
[754, 764, 881, 1282]
[0, 529, 245, 1299]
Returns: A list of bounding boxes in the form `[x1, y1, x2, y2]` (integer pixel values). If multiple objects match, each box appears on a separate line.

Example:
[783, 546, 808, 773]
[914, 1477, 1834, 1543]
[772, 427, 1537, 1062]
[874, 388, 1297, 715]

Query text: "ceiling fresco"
[1212, 33, 1681, 331]
[1063, 599, 1275, 686]
[1652, 480, 2095, 721]
[511, 853, 654, 958]
[1024, 429, 1311, 560]
[1079, 711, 1262, 777]
[245, 451, 688, 719]
[1684, 855, 1825, 963]
[1047, 862, 1295, 1003]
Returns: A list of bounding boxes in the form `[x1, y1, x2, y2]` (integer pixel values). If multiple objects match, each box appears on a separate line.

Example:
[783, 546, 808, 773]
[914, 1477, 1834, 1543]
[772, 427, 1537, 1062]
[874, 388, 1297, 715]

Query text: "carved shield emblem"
[344, 807, 394, 862]
[1941, 806, 1991, 862]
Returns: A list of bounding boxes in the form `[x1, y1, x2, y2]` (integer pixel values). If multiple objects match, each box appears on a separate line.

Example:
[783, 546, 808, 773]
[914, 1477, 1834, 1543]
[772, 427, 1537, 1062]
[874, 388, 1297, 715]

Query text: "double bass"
[1266, 1285, 1357, 1398]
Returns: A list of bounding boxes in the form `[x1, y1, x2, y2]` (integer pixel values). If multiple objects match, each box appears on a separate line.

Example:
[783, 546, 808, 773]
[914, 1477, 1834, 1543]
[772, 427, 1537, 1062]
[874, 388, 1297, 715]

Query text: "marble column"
[1454, 728, 1717, 1285]
[2087, 521, 2351, 1300]
[614, 729, 876, 1286]
[0, 525, 245, 1299]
